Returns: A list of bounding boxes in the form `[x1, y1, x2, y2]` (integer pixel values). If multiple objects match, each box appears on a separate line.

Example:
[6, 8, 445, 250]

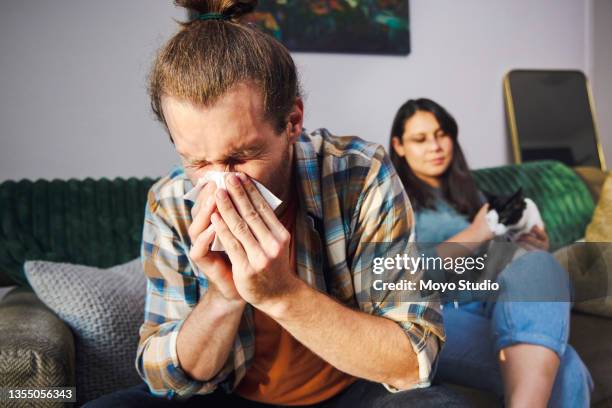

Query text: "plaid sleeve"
[135, 187, 234, 399]
[349, 145, 445, 391]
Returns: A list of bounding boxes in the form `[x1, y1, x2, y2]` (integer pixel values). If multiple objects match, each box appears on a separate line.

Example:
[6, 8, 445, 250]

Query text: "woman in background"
[389, 98, 592, 408]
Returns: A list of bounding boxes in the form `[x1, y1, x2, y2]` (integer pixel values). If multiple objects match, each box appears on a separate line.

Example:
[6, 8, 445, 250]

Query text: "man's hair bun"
[174, 0, 258, 20]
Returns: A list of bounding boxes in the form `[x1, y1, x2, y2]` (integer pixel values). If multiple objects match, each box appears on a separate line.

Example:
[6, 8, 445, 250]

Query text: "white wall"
[0, 1, 182, 181]
[0, 0, 596, 181]
[590, 0, 612, 169]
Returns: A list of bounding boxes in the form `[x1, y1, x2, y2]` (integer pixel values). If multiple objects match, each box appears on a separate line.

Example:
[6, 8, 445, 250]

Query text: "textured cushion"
[473, 161, 595, 251]
[554, 243, 612, 318]
[586, 173, 612, 242]
[24, 259, 146, 405]
[0, 177, 156, 287]
[573, 166, 609, 203]
[551, 174, 612, 318]
[0, 287, 75, 404]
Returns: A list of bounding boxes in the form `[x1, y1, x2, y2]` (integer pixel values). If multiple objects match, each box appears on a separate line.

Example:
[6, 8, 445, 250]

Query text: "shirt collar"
[293, 130, 323, 221]
[292, 130, 328, 293]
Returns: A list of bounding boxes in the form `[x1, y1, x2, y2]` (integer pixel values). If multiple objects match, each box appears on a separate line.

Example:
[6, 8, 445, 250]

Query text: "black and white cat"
[483, 188, 544, 241]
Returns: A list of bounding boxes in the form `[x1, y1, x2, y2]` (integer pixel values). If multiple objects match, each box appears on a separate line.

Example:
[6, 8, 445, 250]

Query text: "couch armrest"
[0, 287, 75, 393]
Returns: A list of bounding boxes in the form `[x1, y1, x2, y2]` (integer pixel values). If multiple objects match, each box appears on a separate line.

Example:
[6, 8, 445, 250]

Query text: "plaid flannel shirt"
[135, 128, 445, 400]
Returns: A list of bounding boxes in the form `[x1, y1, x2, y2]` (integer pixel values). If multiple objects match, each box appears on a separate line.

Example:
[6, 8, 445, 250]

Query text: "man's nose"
[207, 163, 235, 173]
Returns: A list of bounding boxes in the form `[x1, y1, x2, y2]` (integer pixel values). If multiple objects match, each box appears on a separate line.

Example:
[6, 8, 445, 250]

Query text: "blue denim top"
[414, 188, 484, 243]
[414, 189, 487, 306]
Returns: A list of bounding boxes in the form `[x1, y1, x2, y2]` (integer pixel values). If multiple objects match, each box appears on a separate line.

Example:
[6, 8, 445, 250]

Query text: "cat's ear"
[508, 188, 523, 202]
[481, 189, 496, 203]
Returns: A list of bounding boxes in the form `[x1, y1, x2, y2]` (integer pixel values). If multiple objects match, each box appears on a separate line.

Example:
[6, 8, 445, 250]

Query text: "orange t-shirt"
[235, 194, 357, 406]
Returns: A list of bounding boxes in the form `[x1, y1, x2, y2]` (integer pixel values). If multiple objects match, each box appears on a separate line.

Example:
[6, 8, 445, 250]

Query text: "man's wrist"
[206, 286, 246, 313]
[255, 277, 311, 321]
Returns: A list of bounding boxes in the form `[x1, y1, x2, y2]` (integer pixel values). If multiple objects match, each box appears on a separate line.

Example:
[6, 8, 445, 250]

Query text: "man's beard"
[261, 142, 294, 204]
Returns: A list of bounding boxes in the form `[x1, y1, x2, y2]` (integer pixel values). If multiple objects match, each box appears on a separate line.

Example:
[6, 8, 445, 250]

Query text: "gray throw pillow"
[24, 259, 146, 404]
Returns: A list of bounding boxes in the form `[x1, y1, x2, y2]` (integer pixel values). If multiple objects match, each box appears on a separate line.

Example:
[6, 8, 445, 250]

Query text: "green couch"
[0, 161, 610, 407]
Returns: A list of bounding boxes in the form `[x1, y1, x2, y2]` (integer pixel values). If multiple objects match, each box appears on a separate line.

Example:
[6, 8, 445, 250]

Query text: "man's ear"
[286, 98, 304, 143]
[391, 136, 405, 157]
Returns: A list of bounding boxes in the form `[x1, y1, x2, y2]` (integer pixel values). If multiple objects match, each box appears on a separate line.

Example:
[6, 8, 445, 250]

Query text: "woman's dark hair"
[389, 98, 482, 220]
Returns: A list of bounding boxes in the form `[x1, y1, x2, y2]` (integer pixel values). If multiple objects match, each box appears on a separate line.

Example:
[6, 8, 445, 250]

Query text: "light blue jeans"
[436, 250, 593, 407]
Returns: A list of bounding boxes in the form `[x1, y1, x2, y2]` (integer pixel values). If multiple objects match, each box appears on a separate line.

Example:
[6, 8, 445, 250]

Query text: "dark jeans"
[83, 380, 468, 408]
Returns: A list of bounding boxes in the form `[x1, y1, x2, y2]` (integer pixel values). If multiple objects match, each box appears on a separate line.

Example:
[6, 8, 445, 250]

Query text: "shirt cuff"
[137, 319, 231, 400]
[379, 319, 442, 393]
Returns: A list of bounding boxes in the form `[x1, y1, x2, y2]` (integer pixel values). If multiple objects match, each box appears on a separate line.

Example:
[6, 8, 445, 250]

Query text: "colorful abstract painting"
[243, 0, 410, 55]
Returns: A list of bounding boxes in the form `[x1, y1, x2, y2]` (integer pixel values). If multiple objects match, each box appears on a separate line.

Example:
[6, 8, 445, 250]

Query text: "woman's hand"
[467, 203, 495, 243]
[516, 225, 550, 251]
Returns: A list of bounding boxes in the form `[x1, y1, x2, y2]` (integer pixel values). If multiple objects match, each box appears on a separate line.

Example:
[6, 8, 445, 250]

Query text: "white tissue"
[183, 171, 282, 251]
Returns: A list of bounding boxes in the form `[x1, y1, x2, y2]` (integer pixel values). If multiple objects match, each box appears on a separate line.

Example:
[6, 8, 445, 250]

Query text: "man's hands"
[212, 173, 302, 311]
[188, 173, 301, 313]
[188, 180, 243, 305]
